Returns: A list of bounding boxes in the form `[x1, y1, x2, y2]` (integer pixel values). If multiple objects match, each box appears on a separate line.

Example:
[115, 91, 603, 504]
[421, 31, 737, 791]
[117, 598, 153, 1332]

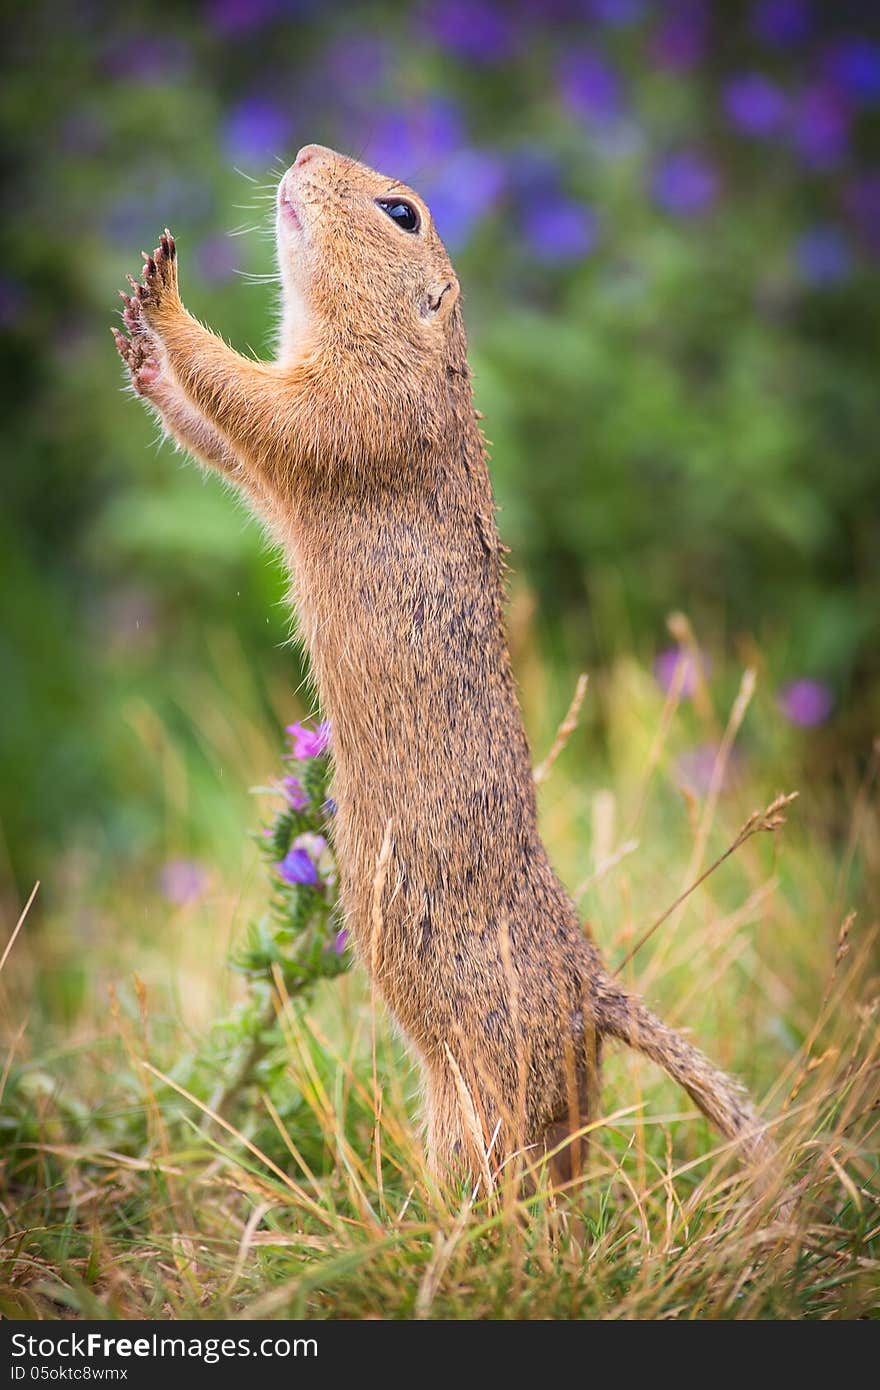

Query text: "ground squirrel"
[113, 144, 776, 1191]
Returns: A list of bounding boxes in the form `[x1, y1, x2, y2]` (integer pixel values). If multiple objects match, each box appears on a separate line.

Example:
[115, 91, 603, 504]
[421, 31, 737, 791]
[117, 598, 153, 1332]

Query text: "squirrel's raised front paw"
[123, 229, 180, 331]
[113, 229, 179, 389]
[112, 324, 162, 397]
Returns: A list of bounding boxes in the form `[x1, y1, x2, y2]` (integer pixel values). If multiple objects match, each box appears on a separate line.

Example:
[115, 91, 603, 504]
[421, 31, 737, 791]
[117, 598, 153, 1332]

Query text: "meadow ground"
[2, 617, 878, 1320]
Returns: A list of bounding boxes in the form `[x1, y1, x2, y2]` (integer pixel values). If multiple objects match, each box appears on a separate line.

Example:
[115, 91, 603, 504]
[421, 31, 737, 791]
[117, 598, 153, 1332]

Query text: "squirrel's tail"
[594, 975, 777, 1170]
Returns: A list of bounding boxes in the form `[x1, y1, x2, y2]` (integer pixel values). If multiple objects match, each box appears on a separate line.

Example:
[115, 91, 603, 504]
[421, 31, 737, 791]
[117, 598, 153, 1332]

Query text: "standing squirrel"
[113, 144, 776, 1190]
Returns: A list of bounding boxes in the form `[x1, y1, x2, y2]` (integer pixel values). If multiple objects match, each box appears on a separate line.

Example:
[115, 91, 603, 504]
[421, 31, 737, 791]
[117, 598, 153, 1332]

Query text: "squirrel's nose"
[294, 144, 334, 169]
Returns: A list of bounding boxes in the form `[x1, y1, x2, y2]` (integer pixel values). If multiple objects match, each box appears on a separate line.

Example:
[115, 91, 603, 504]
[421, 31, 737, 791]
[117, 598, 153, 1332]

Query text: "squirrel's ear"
[419, 277, 460, 324]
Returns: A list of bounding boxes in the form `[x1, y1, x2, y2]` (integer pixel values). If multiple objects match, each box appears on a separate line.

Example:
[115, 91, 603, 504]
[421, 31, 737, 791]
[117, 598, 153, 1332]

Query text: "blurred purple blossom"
[196, 235, 239, 282]
[752, 0, 813, 47]
[0, 276, 26, 330]
[276, 846, 320, 887]
[286, 720, 331, 759]
[160, 859, 209, 905]
[823, 39, 880, 106]
[360, 97, 464, 179]
[723, 73, 788, 137]
[651, 151, 719, 217]
[676, 744, 739, 796]
[521, 197, 598, 263]
[558, 49, 624, 126]
[777, 678, 834, 726]
[425, 149, 506, 247]
[791, 84, 850, 169]
[846, 173, 880, 254]
[223, 96, 290, 165]
[334, 928, 349, 955]
[653, 647, 709, 698]
[651, 2, 708, 71]
[794, 225, 852, 285]
[282, 775, 309, 811]
[421, 0, 519, 64]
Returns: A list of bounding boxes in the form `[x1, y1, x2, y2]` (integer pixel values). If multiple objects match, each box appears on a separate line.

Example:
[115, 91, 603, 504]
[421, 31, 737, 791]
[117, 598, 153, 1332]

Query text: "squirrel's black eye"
[376, 198, 420, 233]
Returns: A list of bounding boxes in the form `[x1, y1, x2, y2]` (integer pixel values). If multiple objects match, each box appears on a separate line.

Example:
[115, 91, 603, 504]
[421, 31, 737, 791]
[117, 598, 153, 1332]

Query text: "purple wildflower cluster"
[85, 0, 880, 278]
[274, 718, 332, 889]
[82, 0, 873, 279]
[236, 716, 350, 978]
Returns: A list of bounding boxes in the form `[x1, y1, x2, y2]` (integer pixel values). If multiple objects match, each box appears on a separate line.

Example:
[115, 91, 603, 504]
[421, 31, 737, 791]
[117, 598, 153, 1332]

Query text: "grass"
[1, 615, 878, 1320]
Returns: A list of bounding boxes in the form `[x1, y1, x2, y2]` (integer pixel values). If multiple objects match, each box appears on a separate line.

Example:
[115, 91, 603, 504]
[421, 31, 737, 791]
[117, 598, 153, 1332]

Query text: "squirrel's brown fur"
[114, 144, 775, 1189]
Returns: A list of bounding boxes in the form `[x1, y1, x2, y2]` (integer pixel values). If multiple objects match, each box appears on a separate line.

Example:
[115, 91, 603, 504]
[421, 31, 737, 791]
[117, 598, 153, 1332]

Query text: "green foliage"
[1, 647, 877, 1319]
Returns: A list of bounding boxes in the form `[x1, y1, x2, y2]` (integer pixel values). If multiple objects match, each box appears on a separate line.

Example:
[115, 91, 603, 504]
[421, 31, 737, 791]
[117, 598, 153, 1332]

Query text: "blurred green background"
[2, 0, 878, 904]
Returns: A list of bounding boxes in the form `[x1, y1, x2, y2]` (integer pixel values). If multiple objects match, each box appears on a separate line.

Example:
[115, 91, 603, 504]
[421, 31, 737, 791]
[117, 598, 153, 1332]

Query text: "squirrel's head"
[276, 145, 462, 358]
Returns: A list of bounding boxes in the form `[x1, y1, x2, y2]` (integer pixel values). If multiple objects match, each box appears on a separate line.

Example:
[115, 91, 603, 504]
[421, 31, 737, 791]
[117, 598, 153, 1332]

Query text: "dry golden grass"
[1, 625, 878, 1319]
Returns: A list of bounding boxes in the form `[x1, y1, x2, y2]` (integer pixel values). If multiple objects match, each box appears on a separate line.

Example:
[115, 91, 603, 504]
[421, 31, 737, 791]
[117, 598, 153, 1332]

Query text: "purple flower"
[558, 49, 624, 126]
[424, 149, 506, 247]
[823, 39, 880, 107]
[723, 74, 788, 137]
[791, 84, 850, 170]
[196, 235, 239, 283]
[223, 96, 290, 165]
[286, 720, 331, 759]
[846, 173, 880, 255]
[276, 847, 320, 887]
[651, 3, 708, 71]
[777, 679, 833, 727]
[752, 0, 813, 47]
[159, 859, 209, 905]
[794, 226, 852, 286]
[334, 928, 349, 955]
[651, 151, 719, 217]
[521, 197, 598, 263]
[282, 776, 309, 811]
[653, 647, 708, 699]
[421, 0, 518, 64]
